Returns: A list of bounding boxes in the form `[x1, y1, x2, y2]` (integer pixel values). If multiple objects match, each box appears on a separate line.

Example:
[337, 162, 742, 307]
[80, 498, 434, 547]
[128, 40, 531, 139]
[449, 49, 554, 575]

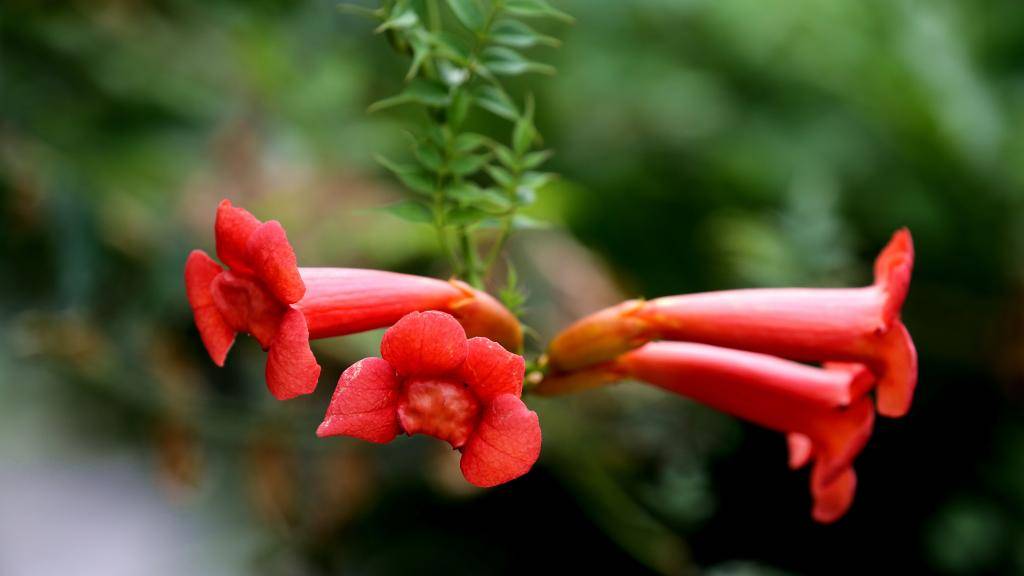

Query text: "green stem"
[459, 226, 482, 288]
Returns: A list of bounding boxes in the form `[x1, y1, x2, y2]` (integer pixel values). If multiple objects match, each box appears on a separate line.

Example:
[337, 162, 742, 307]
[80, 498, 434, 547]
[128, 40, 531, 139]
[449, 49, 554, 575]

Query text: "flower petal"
[265, 308, 320, 400]
[459, 337, 525, 402]
[380, 311, 468, 377]
[247, 220, 305, 305]
[317, 357, 401, 443]
[215, 199, 261, 273]
[460, 394, 541, 487]
[873, 320, 918, 418]
[787, 433, 813, 470]
[184, 250, 236, 366]
[874, 228, 914, 330]
[210, 271, 285, 349]
[811, 468, 857, 524]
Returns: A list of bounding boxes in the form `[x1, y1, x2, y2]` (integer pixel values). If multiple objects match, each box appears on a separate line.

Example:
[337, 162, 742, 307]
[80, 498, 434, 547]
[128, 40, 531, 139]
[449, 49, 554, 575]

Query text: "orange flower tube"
[538, 342, 876, 523]
[546, 229, 916, 417]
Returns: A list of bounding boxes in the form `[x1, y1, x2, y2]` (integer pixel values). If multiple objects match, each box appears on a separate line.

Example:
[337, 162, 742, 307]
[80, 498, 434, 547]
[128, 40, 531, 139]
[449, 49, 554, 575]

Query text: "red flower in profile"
[185, 200, 320, 400]
[185, 200, 524, 400]
[538, 342, 875, 523]
[317, 311, 541, 487]
[547, 229, 916, 417]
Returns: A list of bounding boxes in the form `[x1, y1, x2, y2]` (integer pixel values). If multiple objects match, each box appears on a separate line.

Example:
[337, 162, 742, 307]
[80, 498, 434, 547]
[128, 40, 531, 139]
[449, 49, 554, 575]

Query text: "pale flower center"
[397, 378, 480, 448]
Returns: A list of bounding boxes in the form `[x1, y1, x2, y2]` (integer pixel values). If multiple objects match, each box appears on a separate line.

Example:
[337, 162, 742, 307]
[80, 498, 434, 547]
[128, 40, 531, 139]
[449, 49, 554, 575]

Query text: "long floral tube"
[546, 229, 916, 417]
[296, 268, 522, 352]
[537, 342, 876, 523]
[185, 200, 522, 401]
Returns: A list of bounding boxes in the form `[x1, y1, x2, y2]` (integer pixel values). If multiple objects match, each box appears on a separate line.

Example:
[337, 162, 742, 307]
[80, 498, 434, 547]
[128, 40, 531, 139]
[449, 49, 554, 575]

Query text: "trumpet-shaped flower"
[317, 311, 541, 487]
[185, 200, 320, 400]
[185, 200, 523, 400]
[537, 342, 875, 523]
[546, 229, 917, 417]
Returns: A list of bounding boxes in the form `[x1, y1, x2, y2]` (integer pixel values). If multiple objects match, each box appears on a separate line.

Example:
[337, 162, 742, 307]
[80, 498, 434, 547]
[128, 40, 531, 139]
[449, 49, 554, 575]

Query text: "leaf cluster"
[343, 0, 568, 291]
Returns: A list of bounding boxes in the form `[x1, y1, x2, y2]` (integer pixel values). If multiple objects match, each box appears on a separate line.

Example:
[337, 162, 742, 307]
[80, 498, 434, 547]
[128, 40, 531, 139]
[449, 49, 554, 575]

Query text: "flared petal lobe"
[214, 199, 261, 273]
[873, 320, 917, 417]
[184, 250, 236, 366]
[874, 228, 914, 328]
[317, 357, 401, 443]
[459, 337, 526, 402]
[265, 308, 321, 400]
[381, 311, 469, 376]
[812, 468, 857, 524]
[460, 394, 542, 488]
[246, 220, 305, 304]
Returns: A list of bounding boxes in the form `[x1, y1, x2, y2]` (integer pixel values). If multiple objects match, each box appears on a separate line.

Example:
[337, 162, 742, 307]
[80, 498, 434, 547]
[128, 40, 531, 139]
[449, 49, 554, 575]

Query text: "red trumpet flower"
[317, 311, 541, 488]
[185, 200, 523, 399]
[546, 229, 916, 417]
[185, 200, 320, 400]
[537, 342, 875, 523]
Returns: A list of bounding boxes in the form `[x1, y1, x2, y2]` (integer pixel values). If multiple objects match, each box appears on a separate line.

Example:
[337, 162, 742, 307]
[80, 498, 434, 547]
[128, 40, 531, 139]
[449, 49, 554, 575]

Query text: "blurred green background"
[3, 0, 1024, 574]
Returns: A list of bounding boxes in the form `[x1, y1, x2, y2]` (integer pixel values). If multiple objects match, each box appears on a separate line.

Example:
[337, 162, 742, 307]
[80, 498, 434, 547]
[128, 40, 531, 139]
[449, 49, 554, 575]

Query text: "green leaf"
[429, 31, 472, 63]
[453, 133, 490, 153]
[446, 205, 489, 226]
[474, 85, 519, 121]
[338, 3, 385, 19]
[368, 79, 451, 112]
[490, 19, 561, 48]
[504, 0, 574, 23]
[449, 88, 472, 129]
[405, 34, 432, 80]
[521, 149, 554, 169]
[513, 94, 536, 155]
[374, 200, 434, 224]
[482, 46, 556, 76]
[485, 164, 515, 188]
[521, 170, 555, 190]
[494, 145, 519, 170]
[445, 0, 485, 31]
[375, 7, 419, 33]
[448, 183, 512, 213]
[499, 261, 527, 317]
[449, 153, 492, 177]
[376, 155, 436, 195]
[412, 140, 444, 172]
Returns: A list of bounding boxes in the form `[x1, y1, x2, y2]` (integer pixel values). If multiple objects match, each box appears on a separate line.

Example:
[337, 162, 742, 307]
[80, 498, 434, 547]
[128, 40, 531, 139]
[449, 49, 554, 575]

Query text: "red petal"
[215, 199, 261, 273]
[317, 357, 401, 443]
[460, 394, 542, 487]
[265, 308, 320, 400]
[811, 468, 857, 524]
[380, 311, 468, 377]
[787, 433, 813, 470]
[873, 320, 918, 417]
[246, 221, 305, 305]
[184, 250, 236, 366]
[459, 337, 525, 402]
[874, 228, 914, 329]
[210, 271, 285, 349]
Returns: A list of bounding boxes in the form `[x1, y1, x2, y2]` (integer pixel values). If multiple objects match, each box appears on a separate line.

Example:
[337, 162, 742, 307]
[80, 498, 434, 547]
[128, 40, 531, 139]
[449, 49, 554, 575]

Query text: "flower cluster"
[184, 200, 919, 518]
[538, 230, 916, 522]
